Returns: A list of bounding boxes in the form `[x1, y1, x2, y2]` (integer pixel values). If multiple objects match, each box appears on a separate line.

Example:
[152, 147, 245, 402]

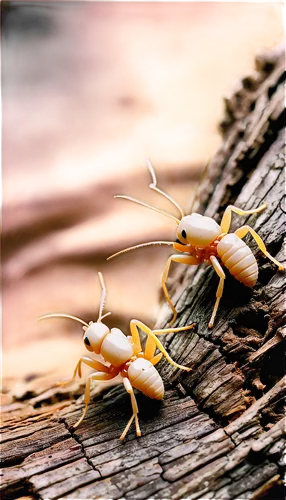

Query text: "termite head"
[82, 321, 110, 354]
[177, 213, 221, 247]
[109, 161, 222, 257]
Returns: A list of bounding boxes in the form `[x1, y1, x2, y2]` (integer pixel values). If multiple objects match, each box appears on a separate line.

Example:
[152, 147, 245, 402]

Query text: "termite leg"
[57, 356, 109, 387]
[209, 256, 226, 328]
[162, 254, 200, 326]
[58, 356, 109, 387]
[57, 358, 82, 387]
[144, 334, 158, 360]
[121, 377, 140, 440]
[130, 319, 143, 355]
[74, 359, 83, 379]
[220, 203, 267, 233]
[142, 322, 195, 364]
[235, 225, 284, 270]
[149, 352, 163, 366]
[73, 371, 116, 428]
[151, 323, 196, 335]
[130, 320, 191, 371]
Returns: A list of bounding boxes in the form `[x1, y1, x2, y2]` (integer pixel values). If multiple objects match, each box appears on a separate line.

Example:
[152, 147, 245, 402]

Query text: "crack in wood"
[60, 408, 102, 477]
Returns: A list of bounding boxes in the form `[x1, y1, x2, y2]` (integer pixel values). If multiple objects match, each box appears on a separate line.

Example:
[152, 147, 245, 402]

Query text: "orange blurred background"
[2, 2, 283, 391]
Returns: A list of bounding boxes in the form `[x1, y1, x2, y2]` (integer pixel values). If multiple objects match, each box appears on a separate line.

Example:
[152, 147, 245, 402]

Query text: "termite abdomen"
[217, 234, 258, 287]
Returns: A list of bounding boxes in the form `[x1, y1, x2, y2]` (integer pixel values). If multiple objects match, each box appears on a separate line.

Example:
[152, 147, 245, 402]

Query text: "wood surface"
[1, 46, 285, 500]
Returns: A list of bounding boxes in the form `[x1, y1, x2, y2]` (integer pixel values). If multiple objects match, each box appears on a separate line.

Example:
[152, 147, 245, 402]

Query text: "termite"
[37, 272, 195, 440]
[108, 160, 284, 328]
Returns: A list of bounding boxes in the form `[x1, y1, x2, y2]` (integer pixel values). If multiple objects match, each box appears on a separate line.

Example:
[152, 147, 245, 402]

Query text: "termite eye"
[181, 229, 187, 239]
[84, 337, 91, 346]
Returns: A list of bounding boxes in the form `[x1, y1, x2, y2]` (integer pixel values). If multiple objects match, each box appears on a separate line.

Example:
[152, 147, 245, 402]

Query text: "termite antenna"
[115, 195, 180, 224]
[37, 313, 89, 327]
[146, 159, 185, 219]
[107, 241, 175, 261]
[97, 272, 108, 322]
[100, 311, 112, 321]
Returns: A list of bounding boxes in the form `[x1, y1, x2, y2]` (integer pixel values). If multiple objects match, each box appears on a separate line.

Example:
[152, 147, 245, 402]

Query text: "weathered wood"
[1, 46, 285, 500]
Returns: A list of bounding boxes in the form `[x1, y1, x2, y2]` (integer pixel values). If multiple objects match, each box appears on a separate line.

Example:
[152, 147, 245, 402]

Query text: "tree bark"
[1, 46, 285, 500]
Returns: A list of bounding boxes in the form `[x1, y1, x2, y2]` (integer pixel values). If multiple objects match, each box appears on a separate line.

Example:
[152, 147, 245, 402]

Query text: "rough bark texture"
[1, 46, 285, 500]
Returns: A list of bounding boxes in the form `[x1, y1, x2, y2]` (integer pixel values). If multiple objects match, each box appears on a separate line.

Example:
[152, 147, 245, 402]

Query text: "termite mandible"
[108, 160, 284, 328]
[37, 272, 195, 440]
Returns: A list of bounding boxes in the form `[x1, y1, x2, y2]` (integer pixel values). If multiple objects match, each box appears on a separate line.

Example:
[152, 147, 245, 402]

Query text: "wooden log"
[1, 45, 285, 500]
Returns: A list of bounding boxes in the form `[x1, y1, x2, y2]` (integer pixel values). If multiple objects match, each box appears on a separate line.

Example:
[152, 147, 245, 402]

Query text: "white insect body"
[217, 233, 258, 287]
[108, 160, 283, 328]
[177, 214, 259, 287]
[128, 358, 164, 399]
[38, 273, 194, 440]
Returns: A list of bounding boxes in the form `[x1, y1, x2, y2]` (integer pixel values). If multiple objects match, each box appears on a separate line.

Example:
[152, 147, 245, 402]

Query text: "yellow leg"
[58, 356, 103, 387]
[149, 352, 163, 366]
[220, 203, 267, 233]
[130, 320, 191, 371]
[120, 414, 136, 440]
[129, 320, 143, 355]
[120, 377, 141, 440]
[162, 254, 200, 326]
[144, 334, 157, 360]
[73, 371, 116, 428]
[235, 225, 284, 270]
[209, 256, 226, 328]
[143, 323, 195, 363]
[152, 323, 196, 336]
[57, 356, 109, 387]
[74, 358, 83, 379]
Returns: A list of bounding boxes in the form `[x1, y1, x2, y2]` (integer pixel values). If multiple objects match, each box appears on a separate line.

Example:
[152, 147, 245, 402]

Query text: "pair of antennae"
[108, 160, 185, 261]
[115, 159, 184, 224]
[146, 159, 185, 220]
[37, 272, 111, 327]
